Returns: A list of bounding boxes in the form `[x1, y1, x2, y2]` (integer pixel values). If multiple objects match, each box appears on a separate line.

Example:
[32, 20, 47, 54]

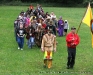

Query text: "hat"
[64, 20, 67, 23]
[71, 26, 76, 30]
[65, 20, 67, 22]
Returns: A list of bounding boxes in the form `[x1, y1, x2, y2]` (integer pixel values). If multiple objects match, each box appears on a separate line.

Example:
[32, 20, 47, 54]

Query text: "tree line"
[0, 0, 93, 7]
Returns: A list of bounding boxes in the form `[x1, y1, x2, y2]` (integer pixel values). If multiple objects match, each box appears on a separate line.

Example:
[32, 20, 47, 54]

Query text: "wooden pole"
[76, 3, 90, 34]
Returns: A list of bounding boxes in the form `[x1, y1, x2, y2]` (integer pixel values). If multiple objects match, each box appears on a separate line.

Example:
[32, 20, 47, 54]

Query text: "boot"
[43, 59, 47, 68]
[48, 59, 52, 69]
[67, 57, 71, 69]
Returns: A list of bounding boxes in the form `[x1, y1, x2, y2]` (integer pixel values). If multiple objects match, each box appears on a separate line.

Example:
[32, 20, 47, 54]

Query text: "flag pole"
[76, 2, 90, 34]
[76, 21, 82, 34]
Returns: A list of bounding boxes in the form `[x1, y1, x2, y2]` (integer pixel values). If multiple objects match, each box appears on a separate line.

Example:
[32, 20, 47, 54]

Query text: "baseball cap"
[71, 26, 76, 30]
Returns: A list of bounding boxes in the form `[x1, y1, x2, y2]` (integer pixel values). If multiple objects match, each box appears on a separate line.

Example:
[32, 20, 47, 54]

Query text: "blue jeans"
[17, 36, 24, 49]
[28, 37, 35, 48]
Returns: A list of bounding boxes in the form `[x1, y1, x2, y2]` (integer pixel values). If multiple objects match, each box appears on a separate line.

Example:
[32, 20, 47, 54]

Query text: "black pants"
[67, 47, 76, 68]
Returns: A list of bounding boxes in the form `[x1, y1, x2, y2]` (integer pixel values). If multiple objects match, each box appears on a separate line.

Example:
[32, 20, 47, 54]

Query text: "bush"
[0, 1, 23, 6]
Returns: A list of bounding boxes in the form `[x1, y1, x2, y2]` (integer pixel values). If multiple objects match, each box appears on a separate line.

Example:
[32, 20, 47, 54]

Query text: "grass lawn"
[0, 6, 93, 75]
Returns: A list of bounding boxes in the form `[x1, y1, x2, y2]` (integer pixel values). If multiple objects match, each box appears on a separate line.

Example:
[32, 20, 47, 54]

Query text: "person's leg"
[64, 29, 67, 36]
[65, 29, 67, 35]
[43, 51, 53, 68]
[61, 28, 64, 36]
[67, 47, 72, 69]
[32, 37, 35, 45]
[44, 59, 47, 68]
[28, 37, 31, 48]
[43, 51, 47, 68]
[70, 48, 76, 68]
[67, 57, 71, 69]
[47, 51, 52, 69]
[20, 37, 24, 50]
[31, 37, 35, 48]
[47, 59, 52, 69]
[17, 37, 21, 49]
[58, 28, 61, 36]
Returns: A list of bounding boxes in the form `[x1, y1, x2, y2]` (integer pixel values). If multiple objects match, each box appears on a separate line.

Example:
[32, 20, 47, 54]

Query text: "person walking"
[41, 29, 56, 69]
[66, 26, 80, 69]
[64, 20, 69, 36]
[58, 16, 64, 36]
[27, 23, 35, 48]
[17, 23, 26, 50]
[45, 20, 56, 35]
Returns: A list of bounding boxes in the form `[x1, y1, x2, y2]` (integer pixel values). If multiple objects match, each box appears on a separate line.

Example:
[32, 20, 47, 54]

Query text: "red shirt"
[42, 23, 46, 29]
[66, 32, 80, 48]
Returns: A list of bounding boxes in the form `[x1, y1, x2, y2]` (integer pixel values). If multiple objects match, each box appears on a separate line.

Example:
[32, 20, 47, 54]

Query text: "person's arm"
[66, 33, 72, 43]
[53, 26, 56, 35]
[17, 29, 20, 36]
[41, 35, 45, 52]
[74, 35, 80, 46]
[53, 35, 56, 52]
[55, 20, 58, 28]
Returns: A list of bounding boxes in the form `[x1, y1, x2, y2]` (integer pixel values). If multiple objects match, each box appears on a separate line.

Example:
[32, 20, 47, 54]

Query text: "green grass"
[0, 6, 93, 75]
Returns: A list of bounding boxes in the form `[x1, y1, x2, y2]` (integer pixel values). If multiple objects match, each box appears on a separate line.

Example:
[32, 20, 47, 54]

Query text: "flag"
[82, 3, 92, 27]
[82, 3, 93, 47]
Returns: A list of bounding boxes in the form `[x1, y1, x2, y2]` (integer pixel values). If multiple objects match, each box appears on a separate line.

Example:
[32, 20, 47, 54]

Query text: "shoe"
[43, 65, 47, 68]
[67, 66, 70, 69]
[21, 48, 23, 50]
[70, 66, 73, 69]
[18, 47, 20, 50]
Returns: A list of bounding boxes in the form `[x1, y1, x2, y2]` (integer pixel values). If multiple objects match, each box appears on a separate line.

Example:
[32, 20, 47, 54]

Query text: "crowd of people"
[14, 4, 69, 50]
[14, 4, 80, 69]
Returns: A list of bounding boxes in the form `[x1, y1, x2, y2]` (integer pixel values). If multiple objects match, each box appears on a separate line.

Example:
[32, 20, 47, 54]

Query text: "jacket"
[66, 32, 80, 48]
[41, 34, 56, 51]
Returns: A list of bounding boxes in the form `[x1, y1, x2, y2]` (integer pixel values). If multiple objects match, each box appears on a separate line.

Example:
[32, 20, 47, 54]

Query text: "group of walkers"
[14, 4, 69, 50]
[14, 4, 80, 69]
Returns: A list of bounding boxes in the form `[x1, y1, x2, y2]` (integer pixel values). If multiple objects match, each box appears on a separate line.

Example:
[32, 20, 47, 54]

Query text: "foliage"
[83, 0, 93, 6]
[0, 0, 84, 7]
[1, 0, 93, 7]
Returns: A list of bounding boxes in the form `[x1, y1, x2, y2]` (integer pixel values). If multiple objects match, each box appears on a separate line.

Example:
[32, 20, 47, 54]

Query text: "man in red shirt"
[66, 26, 80, 69]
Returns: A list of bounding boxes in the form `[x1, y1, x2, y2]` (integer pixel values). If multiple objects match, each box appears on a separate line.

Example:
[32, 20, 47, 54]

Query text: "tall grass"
[0, 6, 93, 75]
